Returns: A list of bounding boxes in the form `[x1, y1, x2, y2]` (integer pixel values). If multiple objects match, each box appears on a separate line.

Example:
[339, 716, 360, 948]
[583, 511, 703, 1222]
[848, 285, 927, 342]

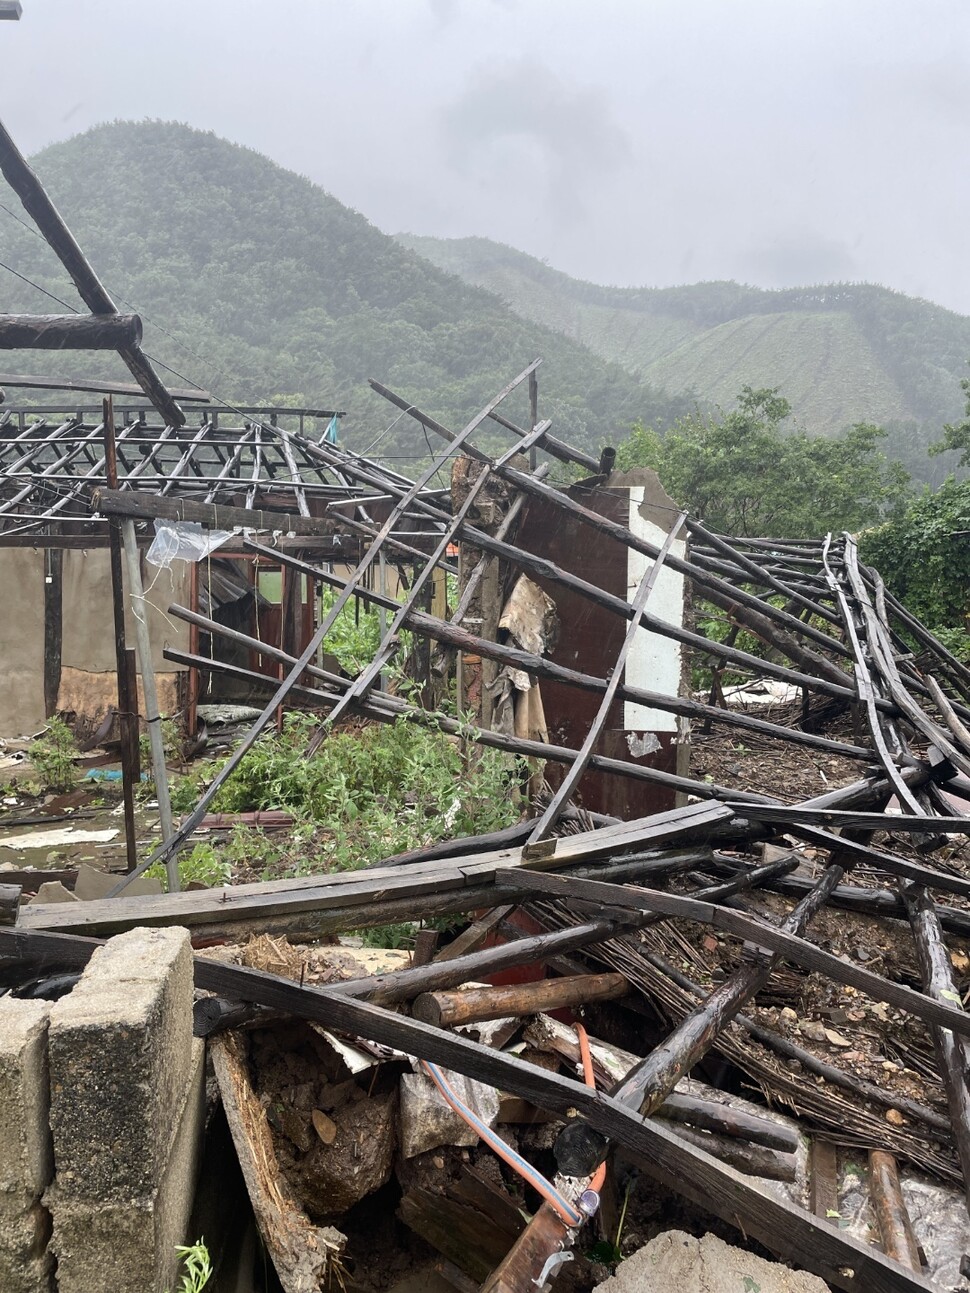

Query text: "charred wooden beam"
[93, 485, 342, 538]
[0, 372, 210, 400]
[665, 1123, 797, 1181]
[900, 881, 970, 1215]
[243, 542, 875, 762]
[0, 313, 142, 349]
[729, 803, 970, 835]
[632, 943, 952, 1139]
[0, 118, 185, 426]
[702, 855, 970, 940]
[164, 640, 773, 805]
[502, 869, 970, 1039]
[552, 862, 849, 1177]
[369, 380, 858, 679]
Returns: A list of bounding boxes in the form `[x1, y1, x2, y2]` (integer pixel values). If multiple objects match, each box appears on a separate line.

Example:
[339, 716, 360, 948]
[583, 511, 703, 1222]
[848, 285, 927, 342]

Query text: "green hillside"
[398, 234, 970, 481]
[0, 122, 691, 460]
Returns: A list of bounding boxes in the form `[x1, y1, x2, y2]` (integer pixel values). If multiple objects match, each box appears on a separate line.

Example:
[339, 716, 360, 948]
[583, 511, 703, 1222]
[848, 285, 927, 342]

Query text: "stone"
[400, 1067, 500, 1158]
[47, 926, 193, 1200]
[287, 1086, 397, 1217]
[72, 862, 163, 901]
[0, 998, 52, 1197]
[592, 1230, 830, 1293]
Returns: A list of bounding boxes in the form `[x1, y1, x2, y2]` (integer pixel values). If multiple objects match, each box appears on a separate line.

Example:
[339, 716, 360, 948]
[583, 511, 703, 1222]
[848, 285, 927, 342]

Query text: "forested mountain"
[0, 121, 690, 459]
[398, 234, 970, 482]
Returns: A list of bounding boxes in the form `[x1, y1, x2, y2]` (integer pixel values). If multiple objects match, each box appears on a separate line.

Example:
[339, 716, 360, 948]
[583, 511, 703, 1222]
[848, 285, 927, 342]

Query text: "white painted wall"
[623, 486, 685, 734]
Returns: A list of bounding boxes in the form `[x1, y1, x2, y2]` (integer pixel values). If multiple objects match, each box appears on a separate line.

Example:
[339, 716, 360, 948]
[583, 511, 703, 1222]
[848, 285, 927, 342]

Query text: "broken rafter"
[0, 313, 143, 349]
[245, 539, 874, 761]
[0, 117, 185, 426]
[0, 927, 936, 1293]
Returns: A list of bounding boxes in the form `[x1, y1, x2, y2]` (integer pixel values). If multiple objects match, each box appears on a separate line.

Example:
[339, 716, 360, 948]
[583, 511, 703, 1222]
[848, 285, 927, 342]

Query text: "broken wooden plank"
[209, 1029, 345, 1292]
[93, 485, 341, 537]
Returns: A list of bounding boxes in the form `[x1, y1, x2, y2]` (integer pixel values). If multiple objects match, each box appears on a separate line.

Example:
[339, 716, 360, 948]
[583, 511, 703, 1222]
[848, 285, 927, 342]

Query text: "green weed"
[168, 1239, 211, 1293]
[173, 713, 522, 877]
[28, 718, 78, 793]
[145, 843, 231, 891]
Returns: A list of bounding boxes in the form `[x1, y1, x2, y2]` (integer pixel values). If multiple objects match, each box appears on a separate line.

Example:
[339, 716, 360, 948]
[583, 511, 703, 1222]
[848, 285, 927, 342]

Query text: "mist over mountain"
[0, 120, 965, 483]
[0, 120, 691, 459]
[398, 233, 970, 482]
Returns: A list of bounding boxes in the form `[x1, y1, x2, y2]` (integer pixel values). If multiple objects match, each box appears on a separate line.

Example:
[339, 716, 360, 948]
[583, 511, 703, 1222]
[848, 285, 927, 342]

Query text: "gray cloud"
[742, 233, 859, 289]
[3, 1, 970, 313]
[441, 59, 631, 220]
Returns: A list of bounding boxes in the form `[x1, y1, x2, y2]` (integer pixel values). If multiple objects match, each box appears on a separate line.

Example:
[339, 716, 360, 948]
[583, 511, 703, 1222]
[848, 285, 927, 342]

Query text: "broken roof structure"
[5, 362, 970, 1291]
[3, 99, 970, 1293]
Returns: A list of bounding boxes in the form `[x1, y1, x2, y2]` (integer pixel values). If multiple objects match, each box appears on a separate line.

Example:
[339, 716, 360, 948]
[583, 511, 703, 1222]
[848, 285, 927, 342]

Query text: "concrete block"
[25, 882, 78, 905]
[0, 998, 52, 1196]
[48, 1037, 205, 1293]
[73, 863, 163, 901]
[592, 1230, 830, 1293]
[0, 1194, 54, 1293]
[47, 926, 193, 1200]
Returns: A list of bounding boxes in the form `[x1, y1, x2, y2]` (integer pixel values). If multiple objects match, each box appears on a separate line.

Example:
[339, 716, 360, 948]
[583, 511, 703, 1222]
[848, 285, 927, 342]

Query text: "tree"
[858, 477, 970, 659]
[616, 386, 911, 538]
[930, 368, 970, 468]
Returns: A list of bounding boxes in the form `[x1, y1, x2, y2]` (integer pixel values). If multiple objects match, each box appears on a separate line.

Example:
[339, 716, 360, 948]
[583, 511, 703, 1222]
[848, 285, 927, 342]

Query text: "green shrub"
[180, 713, 522, 873]
[28, 718, 78, 793]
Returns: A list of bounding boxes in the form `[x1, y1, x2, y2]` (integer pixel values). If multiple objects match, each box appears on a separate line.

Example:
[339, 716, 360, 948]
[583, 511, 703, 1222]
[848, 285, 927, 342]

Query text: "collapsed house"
[1, 100, 970, 1293]
[4, 364, 970, 1293]
[0, 402, 456, 734]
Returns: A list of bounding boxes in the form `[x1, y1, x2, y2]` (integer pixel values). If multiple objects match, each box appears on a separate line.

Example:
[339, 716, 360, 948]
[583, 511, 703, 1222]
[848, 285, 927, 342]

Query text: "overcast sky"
[3, 1, 970, 312]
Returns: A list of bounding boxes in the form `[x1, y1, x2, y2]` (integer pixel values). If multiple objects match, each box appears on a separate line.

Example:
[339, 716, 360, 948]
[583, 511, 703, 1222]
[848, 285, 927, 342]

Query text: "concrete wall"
[0, 550, 46, 738]
[0, 928, 204, 1293]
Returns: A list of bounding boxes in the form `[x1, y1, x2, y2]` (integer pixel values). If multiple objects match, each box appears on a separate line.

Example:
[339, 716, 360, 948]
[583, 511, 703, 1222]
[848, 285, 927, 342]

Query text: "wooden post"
[42, 533, 62, 718]
[412, 972, 628, 1028]
[125, 649, 141, 782]
[810, 1139, 839, 1222]
[103, 398, 138, 874]
[869, 1151, 922, 1272]
[120, 516, 178, 889]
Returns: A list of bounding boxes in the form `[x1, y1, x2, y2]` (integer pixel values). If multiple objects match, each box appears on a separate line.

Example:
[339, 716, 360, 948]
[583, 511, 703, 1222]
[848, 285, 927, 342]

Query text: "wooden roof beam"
[0, 116, 186, 426]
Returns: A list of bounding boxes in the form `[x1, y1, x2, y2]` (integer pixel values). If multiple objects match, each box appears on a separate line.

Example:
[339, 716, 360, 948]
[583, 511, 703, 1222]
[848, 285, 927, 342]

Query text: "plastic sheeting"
[146, 520, 233, 568]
